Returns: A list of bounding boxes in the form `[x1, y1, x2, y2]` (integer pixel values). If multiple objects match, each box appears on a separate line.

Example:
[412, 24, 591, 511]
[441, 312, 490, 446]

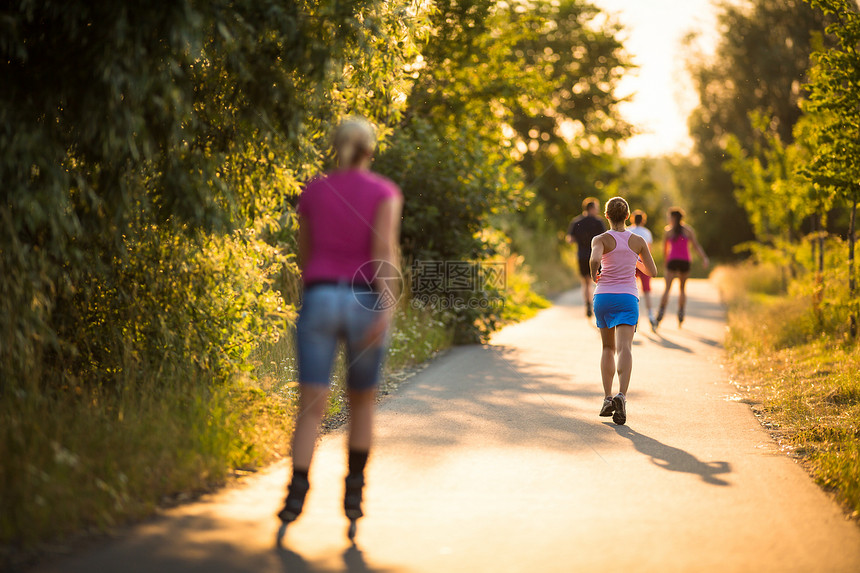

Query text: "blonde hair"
[605, 196, 630, 224]
[333, 117, 377, 168]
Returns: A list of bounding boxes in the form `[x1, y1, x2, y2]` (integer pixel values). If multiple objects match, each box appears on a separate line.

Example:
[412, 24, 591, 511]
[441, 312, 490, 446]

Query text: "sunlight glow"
[591, 0, 720, 157]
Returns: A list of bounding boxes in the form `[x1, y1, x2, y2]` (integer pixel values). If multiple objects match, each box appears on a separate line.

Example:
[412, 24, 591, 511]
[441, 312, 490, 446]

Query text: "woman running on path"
[628, 209, 656, 329]
[590, 197, 658, 425]
[277, 118, 403, 542]
[655, 207, 709, 328]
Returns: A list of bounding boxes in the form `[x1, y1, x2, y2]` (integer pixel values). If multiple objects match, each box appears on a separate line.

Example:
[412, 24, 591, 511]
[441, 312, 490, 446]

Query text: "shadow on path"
[640, 332, 692, 353]
[606, 424, 732, 486]
[276, 543, 394, 573]
[277, 546, 314, 572]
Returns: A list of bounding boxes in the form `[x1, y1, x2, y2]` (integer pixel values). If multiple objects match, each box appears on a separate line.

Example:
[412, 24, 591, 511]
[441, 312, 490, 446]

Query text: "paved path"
[38, 280, 860, 572]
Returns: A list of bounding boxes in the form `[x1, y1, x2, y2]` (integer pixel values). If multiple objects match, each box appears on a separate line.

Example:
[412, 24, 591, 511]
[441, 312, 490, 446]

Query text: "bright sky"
[591, 0, 720, 157]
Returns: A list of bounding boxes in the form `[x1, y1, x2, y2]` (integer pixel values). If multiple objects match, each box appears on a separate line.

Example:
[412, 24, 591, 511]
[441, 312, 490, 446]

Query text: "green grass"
[0, 373, 292, 551]
[715, 263, 860, 517]
[504, 215, 578, 298]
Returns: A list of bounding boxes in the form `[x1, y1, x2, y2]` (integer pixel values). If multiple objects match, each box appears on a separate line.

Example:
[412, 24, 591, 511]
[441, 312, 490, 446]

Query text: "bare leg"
[660, 272, 677, 310]
[581, 275, 592, 315]
[290, 384, 329, 471]
[615, 325, 636, 395]
[658, 271, 677, 324]
[347, 387, 377, 451]
[678, 272, 690, 323]
[599, 327, 616, 396]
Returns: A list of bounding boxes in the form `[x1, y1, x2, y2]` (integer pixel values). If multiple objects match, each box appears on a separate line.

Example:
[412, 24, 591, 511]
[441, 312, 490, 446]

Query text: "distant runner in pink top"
[590, 197, 658, 426]
[655, 207, 709, 329]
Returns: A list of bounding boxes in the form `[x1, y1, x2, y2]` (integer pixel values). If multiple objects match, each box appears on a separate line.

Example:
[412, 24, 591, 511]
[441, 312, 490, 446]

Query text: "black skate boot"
[655, 305, 665, 329]
[276, 473, 309, 545]
[344, 473, 365, 542]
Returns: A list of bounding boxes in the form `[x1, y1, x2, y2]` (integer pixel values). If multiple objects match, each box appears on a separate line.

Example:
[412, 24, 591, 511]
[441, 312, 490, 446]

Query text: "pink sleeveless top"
[297, 170, 401, 285]
[593, 230, 639, 298]
[667, 230, 691, 262]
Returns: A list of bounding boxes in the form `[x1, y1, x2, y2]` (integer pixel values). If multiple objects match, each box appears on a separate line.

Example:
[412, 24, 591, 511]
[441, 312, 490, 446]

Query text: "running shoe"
[612, 394, 627, 425]
[678, 308, 685, 327]
[651, 306, 666, 330]
[599, 397, 615, 417]
[649, 316, 658, 331]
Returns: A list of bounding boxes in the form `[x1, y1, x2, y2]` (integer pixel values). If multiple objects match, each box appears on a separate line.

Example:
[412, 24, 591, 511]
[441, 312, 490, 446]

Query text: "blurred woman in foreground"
[277, 118, 403, 542]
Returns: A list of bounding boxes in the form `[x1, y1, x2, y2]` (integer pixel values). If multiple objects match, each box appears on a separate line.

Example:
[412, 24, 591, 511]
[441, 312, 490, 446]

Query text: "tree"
[685, 0, 827, 257]
[0, 0, 421, 387]
[803, 0, 860, 337]
[374, 0, 630, 340]
[0, 0, 426, 542]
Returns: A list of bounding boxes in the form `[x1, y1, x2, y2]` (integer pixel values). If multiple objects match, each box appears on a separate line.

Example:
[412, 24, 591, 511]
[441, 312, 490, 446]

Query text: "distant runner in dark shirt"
[566, 197, 606, 317]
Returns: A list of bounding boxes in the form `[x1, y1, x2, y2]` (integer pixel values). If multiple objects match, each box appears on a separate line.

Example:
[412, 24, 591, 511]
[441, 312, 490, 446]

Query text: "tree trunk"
[813, 214, 823, 324]
[850, 197, 857, 339]
[818, 212, 825, 276]
[811, 214, 818, 270]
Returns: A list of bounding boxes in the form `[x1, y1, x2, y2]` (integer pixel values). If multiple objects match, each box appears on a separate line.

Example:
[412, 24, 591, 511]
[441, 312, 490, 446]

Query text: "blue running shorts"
[593, 293, 639, 328]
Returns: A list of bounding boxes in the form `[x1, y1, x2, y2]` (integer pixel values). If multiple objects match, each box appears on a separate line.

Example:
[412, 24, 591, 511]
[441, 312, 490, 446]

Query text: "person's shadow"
[608, 424, 732, 486]
[343, 544, 374, 572]
[642, 331, 693, 353]
[276, 541, 379, 573]
[276, 544, 313, 573]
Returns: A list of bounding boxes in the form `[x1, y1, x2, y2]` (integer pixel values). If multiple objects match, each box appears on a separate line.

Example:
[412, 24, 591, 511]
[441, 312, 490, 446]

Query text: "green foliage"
[685, 0, 827, 257]
[0, 0, 422, 389]
[0, 0, 632, 549]
[377, 117, 523, 262]
[511, 0, 632, 230]
[804, 0, 860, 195]
[376, 0, 629, 340]
[723, 0, 860, 334]
[503, 203, 579, 297]
[0, 0, 422, 547]
[724, 111, 822, 242]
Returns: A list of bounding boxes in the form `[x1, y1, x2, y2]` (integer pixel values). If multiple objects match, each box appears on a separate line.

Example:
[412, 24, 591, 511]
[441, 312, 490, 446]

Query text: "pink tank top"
[593, 230, 639, 297]
[667, 231, 691, 262]
[297, 170, 401, 285]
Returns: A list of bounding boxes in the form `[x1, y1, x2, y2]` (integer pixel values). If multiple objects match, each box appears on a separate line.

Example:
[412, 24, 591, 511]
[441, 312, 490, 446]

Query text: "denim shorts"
[296, 284, 387, 391]
[593, 293, 639, 329]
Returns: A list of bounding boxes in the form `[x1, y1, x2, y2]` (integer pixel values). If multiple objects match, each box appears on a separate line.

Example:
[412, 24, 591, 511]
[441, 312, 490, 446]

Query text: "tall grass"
[715, 261, 860, 516]
[0, 369, 292, 551]
[503, 212, 578, 298]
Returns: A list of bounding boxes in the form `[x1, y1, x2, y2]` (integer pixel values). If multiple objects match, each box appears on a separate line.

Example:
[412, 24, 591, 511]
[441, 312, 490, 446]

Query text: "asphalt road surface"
[37, 280, 860, 572]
